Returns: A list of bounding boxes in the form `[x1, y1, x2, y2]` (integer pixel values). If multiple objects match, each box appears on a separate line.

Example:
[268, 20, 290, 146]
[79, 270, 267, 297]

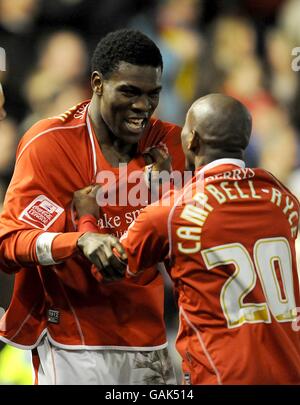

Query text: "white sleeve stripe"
[36, 232, 62, 266]
[86, 114, 98, 178]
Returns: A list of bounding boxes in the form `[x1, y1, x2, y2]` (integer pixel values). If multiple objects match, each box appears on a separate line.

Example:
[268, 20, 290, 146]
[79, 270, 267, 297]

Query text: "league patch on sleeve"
[18, 195, 64, 230]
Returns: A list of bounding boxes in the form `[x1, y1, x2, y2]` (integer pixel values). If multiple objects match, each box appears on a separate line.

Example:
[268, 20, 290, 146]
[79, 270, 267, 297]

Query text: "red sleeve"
[121, 199, 173, 275]
[0, 124, 84, 273]
[78, 215, 99, 232]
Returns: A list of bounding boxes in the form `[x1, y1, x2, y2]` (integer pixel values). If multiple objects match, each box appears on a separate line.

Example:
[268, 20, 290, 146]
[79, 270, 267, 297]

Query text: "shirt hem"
[0, 330, 168, 351]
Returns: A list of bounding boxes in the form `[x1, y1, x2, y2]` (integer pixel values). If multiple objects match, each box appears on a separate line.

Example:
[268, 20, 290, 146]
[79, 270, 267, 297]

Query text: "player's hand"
[143, 144, 173, 196]
[73, 185, 100, 219]
[143, 143, 172, 173]
[77, 232, 127, 281]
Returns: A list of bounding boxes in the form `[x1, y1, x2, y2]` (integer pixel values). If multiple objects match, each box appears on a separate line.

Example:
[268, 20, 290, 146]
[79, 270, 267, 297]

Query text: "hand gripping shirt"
[0, 100, 184, 349]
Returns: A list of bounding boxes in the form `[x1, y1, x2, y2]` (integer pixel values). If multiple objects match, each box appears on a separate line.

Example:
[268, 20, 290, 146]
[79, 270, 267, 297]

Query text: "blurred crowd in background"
[1, 0, 300, 384]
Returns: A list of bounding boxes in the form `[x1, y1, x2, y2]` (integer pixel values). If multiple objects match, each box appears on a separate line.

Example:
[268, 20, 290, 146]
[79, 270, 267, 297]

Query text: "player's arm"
[73, 185, 126, 281]
[121, 203, 171, 276]
[142, 144, 173, 203]
[0, 134, 125, 276]
[0, 136, 84, 273]
[73, 184, 173, 278]
[73, 185, 100, 232]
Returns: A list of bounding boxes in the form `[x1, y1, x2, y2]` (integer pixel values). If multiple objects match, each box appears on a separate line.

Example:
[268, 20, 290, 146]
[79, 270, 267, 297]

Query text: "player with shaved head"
[0, 29, 184, 385]
[76, 93, 300, 384]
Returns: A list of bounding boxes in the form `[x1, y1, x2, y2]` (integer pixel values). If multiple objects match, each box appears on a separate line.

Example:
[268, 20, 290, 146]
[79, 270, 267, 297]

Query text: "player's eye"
[120, 88, 139, 98]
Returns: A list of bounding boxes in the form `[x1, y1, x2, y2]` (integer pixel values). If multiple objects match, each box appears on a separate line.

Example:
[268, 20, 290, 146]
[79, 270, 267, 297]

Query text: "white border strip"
[47, 334, 168, 351]
[36, 232, 62, 265]
[0, 329, 48, 350]
[86, 114, 98, 178]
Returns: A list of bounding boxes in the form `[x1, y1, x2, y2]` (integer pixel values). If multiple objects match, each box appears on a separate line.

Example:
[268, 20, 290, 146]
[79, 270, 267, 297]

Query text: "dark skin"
[88, 62, 162, 166]
[77, 62, 163, 279]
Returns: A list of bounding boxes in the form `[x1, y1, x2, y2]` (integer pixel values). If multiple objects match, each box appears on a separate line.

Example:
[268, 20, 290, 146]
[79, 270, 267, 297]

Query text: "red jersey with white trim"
[122, 159, 300, 384]
[0, 100, 184, 349]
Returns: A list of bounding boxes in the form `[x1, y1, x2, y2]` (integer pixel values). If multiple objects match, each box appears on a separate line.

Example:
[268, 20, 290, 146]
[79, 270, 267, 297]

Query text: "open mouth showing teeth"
[125, 118, 146, 132]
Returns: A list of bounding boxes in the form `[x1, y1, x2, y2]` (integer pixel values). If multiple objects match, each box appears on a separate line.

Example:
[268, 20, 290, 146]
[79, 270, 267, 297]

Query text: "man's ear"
[91, 71, 103, 96]
[188, 130, 201, 154]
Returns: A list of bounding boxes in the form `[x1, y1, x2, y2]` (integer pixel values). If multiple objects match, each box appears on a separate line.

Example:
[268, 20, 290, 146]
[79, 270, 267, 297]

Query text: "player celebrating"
[0, 30, 184, 384]
[76, 94, 300, 384]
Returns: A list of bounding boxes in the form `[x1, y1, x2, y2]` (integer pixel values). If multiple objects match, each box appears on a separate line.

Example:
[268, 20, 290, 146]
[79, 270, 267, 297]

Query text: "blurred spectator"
[0, 0, 41, 121]
[255, 106, 298, 184]
[22, 70, 65, 127]
[21, 72, 89, 131]
[211, 16, 257, 74]
[18, 30, 89, 130]
[0, 0, 40, 33]
[38, 0, 90, 33]
[0, 81, 24, 385]
[0, 117, 18, 185]
[88, 0, 153, 45]
[222, 57, 273, 108]
[45, 82, 90, 116]
[37, 30, 88, 83]
[279, 0, 300, 45]
[131, 0, 203, 124]
[244, 0, 285, 22]
[221, 55, 299, 183]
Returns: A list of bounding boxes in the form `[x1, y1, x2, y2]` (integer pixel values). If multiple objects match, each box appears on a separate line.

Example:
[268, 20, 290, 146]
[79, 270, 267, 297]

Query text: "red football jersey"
[122, 158, 300, 384]
[0, 100, 185, 349]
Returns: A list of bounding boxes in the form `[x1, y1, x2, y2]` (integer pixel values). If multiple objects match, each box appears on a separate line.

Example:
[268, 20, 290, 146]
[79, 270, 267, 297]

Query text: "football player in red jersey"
[0, 30, 184, 384]
[76, 94, 300, 384]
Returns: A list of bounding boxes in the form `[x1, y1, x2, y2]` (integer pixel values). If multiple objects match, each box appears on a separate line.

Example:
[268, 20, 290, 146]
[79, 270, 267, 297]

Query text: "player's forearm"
[50, 232, 85, 262]
[0, 229, 84, 271]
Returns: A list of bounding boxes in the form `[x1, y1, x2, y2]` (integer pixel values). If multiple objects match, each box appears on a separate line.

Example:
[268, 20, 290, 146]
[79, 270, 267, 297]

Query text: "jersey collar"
[194, 158, 246, 181]
[197, 158, 245, 173]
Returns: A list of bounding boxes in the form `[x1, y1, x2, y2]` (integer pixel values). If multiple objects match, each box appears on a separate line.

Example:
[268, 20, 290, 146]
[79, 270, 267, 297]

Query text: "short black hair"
[91, 29, 163, 78]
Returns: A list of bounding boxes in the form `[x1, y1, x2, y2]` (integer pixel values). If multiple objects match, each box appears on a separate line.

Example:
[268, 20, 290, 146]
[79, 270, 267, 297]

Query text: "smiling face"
[92, 62, 162, 144]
